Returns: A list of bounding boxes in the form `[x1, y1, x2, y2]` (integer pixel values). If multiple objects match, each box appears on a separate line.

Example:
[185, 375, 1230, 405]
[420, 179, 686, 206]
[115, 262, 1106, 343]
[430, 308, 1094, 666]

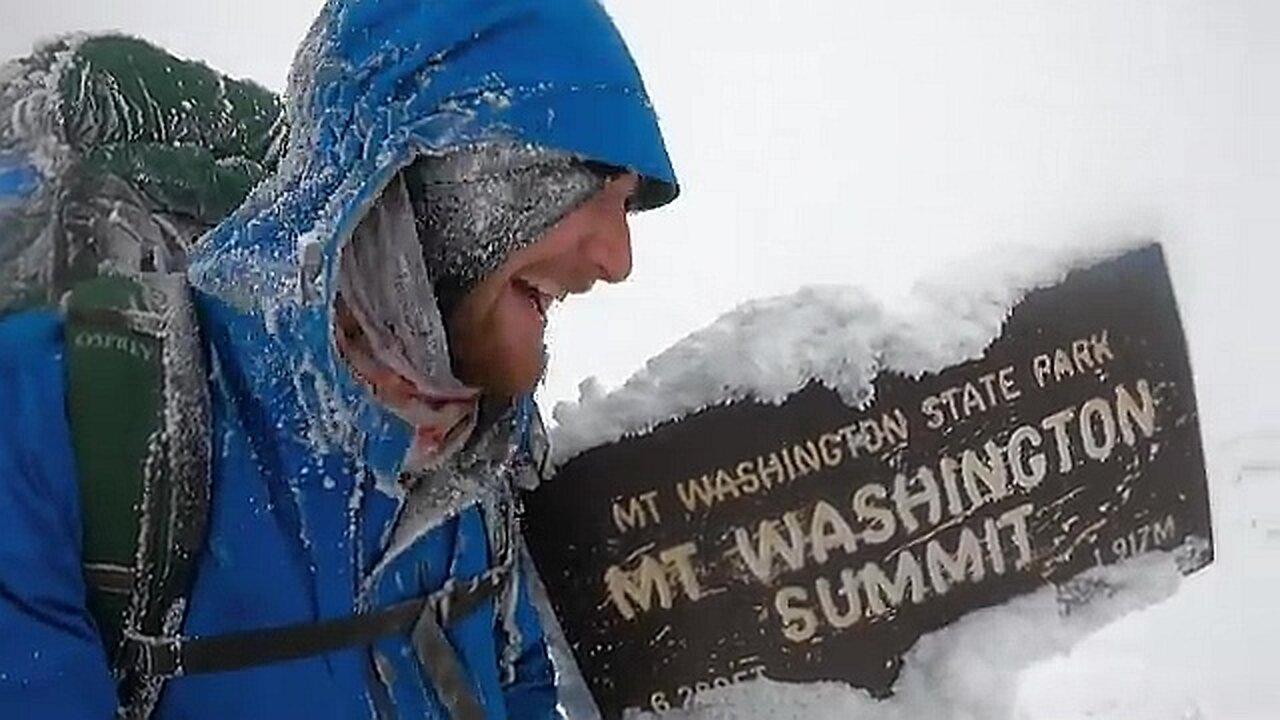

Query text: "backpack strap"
[64, 273, 212, 719]
[119, 561, 509, 678]
[119, 558, 508, 720]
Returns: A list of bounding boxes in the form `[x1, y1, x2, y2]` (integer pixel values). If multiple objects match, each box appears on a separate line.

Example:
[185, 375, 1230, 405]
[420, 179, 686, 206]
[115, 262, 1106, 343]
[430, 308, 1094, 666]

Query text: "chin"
[462, 312, 546, 398]
[479, 345, 545, 399]
[450, 277, 552, 399]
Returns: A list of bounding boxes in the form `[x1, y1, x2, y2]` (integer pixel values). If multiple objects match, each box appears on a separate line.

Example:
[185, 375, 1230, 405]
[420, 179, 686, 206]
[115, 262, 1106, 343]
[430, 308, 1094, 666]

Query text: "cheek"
[494, 281, 543, 341]
[460, 281, 545, 375]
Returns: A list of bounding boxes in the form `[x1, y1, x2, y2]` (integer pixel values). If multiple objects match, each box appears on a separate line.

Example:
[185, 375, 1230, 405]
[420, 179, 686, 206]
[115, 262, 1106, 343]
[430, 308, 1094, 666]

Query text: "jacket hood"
[187, 0, 678, 485]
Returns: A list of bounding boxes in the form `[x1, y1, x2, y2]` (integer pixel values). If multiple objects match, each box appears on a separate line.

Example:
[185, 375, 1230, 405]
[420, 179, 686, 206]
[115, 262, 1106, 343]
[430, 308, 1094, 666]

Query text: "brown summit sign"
[523, 244, 1213, 718]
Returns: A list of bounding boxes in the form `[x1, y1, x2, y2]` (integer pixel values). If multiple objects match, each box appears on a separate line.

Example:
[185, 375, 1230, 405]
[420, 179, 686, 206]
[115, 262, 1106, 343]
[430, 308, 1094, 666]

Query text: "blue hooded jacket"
[0, 1, 677, 718]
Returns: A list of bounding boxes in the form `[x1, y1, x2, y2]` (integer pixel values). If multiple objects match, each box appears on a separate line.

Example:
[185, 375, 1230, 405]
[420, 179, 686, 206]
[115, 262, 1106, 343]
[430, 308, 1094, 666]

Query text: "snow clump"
[551, 236, 1148, 467]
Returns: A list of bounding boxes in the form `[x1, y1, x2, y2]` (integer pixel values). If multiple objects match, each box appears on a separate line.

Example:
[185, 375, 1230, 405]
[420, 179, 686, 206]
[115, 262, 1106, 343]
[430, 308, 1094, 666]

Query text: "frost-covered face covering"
[405, 142, 613, 319]
[335, 143, 616, 470]
[335, 174, 477, 471]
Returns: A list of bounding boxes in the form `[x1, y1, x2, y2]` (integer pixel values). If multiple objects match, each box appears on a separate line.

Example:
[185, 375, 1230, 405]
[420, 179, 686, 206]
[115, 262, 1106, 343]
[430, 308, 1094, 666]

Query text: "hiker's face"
[446, 173, 639, 399]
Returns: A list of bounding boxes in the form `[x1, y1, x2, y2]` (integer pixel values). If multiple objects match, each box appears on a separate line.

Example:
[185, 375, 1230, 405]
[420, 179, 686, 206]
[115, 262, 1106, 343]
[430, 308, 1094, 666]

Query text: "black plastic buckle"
[123, 632, 185, 679]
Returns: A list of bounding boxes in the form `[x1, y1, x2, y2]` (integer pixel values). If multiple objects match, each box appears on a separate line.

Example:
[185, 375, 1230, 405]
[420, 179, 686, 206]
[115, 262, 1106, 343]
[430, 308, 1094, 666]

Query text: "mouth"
[512, 277, 566, 320]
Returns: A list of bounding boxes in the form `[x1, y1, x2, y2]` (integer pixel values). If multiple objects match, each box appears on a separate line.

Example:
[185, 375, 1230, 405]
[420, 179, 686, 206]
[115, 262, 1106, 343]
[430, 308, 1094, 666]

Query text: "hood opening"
[332, 140, 664, 473]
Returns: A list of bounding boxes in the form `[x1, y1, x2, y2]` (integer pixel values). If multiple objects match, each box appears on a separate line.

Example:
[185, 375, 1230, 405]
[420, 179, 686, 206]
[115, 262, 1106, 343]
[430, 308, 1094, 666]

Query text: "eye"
[615, 175, 641, 212]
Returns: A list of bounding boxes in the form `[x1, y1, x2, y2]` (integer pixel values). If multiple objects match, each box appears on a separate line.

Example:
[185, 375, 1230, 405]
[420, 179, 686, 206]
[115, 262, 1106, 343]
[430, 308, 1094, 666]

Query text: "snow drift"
[549, 237, 1147, 467]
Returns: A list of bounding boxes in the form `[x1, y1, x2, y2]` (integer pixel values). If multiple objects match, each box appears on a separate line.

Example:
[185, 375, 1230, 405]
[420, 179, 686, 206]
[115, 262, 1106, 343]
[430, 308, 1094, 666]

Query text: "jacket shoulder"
[0, 310, 117, 714]
[0, 308, 84, 597]
[0, 308, 63, 361]
[0, 309, 73, 460]
[0, 309, 72, 452]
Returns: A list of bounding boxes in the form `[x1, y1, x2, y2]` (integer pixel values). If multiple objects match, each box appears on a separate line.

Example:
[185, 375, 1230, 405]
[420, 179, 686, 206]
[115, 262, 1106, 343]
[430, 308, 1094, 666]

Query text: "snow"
[1011, 439, 1280, 719]
[0, 32, 84, 174]
[550, 237, 1144, 467]
[626, 543, 1196, 720]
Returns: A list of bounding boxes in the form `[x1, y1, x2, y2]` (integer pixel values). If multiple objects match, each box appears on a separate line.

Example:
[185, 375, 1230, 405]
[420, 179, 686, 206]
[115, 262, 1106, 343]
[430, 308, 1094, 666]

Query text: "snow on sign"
[523, 244, 1213, 718]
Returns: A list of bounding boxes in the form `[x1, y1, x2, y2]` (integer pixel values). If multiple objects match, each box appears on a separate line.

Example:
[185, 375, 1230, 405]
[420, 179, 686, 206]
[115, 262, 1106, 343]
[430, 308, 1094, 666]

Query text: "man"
[0, 1, 678, 718]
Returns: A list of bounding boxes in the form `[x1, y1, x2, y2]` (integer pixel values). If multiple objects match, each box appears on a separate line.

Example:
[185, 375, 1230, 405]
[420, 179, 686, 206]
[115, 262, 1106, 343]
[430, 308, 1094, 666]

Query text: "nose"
[585, 207, 633, 283]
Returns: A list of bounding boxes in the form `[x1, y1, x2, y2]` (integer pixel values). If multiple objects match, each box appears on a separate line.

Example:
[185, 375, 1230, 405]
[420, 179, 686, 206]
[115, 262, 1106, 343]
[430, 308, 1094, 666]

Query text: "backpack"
[0, 33, 293, 717]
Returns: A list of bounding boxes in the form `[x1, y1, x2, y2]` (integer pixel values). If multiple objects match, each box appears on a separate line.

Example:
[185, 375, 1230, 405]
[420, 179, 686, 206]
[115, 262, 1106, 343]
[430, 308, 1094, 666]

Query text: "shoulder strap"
[121, 557, 509, 720]
[64, 273, 212, 719]
[121, 562, 508, 673]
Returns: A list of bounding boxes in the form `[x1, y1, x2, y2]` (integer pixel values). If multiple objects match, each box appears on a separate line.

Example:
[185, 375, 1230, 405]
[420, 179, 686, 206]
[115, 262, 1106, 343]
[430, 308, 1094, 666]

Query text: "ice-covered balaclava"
[405, 142, 611, 318]
[336, 142, 612, 471]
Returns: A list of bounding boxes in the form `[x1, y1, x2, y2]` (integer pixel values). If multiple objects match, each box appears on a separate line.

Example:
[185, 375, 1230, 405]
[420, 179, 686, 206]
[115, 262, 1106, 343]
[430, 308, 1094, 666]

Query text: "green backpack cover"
[0, 34, 285, 313]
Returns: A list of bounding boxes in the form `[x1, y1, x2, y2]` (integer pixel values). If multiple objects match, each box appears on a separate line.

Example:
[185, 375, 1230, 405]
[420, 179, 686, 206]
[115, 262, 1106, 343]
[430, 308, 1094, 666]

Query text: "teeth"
[537, 284, 564, 301]
[517, 278, 565, 317]
[517, 280, 548, 316]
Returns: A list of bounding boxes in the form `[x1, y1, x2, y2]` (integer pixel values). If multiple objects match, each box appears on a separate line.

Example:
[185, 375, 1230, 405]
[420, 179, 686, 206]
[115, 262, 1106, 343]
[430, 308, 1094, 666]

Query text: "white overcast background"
[5, 1, 1279, 717]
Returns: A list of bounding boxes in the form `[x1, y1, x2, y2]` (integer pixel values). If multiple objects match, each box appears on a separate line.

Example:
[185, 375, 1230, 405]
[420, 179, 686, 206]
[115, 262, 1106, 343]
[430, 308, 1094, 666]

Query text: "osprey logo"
[73, 330, 156, 363]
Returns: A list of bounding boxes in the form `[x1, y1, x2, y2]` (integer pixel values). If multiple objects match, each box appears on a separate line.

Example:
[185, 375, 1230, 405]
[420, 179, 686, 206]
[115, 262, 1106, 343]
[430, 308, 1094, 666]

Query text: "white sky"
[5, 2, 1279, 716]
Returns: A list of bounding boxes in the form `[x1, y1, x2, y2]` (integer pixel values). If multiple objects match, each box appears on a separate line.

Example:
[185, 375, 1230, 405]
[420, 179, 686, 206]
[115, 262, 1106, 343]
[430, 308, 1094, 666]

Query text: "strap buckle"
[122, 631, 185, 679]
[430, 561, 510, 627]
